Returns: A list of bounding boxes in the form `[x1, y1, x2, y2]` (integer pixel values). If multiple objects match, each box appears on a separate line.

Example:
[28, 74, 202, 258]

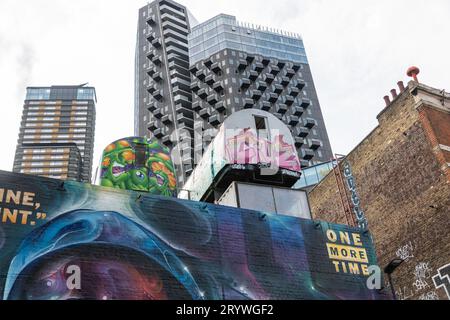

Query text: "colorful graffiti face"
[0, 170, 387, 300]
[99, 137, 176, 196]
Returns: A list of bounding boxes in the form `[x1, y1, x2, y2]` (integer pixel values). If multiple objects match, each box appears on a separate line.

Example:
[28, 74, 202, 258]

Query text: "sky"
[0, 0, 449, 178]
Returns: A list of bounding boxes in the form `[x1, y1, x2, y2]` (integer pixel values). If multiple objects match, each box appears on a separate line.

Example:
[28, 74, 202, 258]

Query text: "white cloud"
[0, 0, 449, 177]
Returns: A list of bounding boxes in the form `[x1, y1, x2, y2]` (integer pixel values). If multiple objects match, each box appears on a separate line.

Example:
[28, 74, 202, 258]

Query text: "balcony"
[286, 68, 296, 78]
[281, 76, 290, 87]
[208, 114, 222, 126]
[145, 64, 156, 76]
[146, 14, 156, 25]
[203, 59, 213, 69]
[255, 81, 267, 92]
[261, 57, 270, 65]
[161, 135, 173, 147]
[196, 88, 207, 99]
[295, 79, 306, 90]
[295, 127, 309, 138]
[284, 95, 295, 106]
[240, 78, 251, 90]
[152, 89, 164, 101]
[294, 137, 304, 148]
[160, 12, 188, 29]
[277, 61, 285, 69]
[214, 101, 226, 113]
[211, 62, 221, 74]
[147, 100, 159, 112]
[245, 55, 255, 63]
[147, 120, 161, 131]
[175, 104, 193, 117]
[205, 74, 216, 86]
[292, 64, 301, 72]
[189, 65, 198, 74]
[251, 90, 262, 101]
[248, 70, 259, 81]
[252, 63, 263, 73]
[192, 101, 203, 112]
[152, 107, 164, 119]
[176, 113, 194, 126]
[195, 70, 206, 81]
[212, 81, 224, 92]
[238, 59, 248, 71]
[161, 114, 173, 125]
[161, 18, 189, 36]
[275, 103, 287, 114]
[152, 71, 163, 81]
[173, 94, 191, 108]
[301, 98, 311, 108]
[145, 30, 156, 42]
[301, 149, 315, 160]
[304, 118, 317, 129]
[273, 84, 283, 94]
[309, 139, 322, 150]
[288, 115, 299, 126]
[146, 84, 157, 94]
[151, 38, 162, 48]
[243, 98, 254, 109]
[289, 87, 300, 97]
[152, 55, 162, 65]
[153, 128, 164, 139]
[198, 108, 211, 119]
[268, 93, 279, 103]
[292, 106, 304, 117]
[190, 81, 201, 92]
[159, 4, 186, 20]
[269, 66, 280, 75]
[259, 101, 271, 111]
[207, 93, 219, 105]
[263, 73, 275, 84]
[145, 47, 156, 60]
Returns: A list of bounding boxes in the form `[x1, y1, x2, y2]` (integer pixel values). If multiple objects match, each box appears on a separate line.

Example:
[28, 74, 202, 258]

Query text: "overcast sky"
[0, 0, 449, 177]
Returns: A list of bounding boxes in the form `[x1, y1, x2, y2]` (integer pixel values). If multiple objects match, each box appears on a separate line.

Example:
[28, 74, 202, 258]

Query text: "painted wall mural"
[99, 137, 176, 196]
[0, 170, 386, 300]
[180, 109, 302, 201]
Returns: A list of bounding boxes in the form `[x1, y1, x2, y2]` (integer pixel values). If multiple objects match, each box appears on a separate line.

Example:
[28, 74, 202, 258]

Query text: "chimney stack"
[397, 81, 405, 92]
[407, 66, 420, 82]
[383, 95, 391, 106]
[390, 89, 398, 99]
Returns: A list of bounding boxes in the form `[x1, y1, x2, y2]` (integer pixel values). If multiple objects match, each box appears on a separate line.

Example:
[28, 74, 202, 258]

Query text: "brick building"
[309, 79, 450, 300]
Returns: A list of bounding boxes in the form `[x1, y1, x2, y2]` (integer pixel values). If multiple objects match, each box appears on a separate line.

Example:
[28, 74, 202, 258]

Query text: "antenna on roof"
[79, 83, 89, 87]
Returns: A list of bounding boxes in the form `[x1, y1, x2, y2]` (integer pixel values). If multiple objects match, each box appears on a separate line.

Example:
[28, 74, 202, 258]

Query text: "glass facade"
[293, 160, 335, 189]
[188, 14, 308, 65]
[26, 86, 96, 101]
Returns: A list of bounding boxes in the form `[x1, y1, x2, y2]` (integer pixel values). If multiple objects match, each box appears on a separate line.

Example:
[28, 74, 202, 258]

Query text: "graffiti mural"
[0, 170, 386, 300]
[224, 128, 301, 172]
[99, 137, 177, 196]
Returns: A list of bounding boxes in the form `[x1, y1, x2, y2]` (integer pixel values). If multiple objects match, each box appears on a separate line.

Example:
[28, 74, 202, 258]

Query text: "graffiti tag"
[342, 162, 368, 230]
[432, 263, 450, 300]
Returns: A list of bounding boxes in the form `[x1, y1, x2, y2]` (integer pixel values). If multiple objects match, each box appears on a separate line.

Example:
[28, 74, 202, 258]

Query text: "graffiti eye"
[136, 171, 145, 180]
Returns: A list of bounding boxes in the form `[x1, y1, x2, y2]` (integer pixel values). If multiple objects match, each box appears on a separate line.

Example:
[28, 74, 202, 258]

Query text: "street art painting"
[180, 109, 302, 201]
[0, 170, 386, 300]
[99, 137, 177, 196]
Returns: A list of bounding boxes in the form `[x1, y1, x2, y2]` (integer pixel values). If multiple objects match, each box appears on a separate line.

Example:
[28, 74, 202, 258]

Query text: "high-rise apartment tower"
[13, 84, 96, 182]
[188, 14, 333, 167]
[134, 0, 195, 186]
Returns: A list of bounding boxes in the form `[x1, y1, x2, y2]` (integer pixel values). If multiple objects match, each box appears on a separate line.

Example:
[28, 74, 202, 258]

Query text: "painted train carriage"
[98, 137, 177, 196]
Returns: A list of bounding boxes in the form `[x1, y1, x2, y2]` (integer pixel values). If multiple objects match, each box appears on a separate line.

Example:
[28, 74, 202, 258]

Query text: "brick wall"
[310, 82, 450, 300]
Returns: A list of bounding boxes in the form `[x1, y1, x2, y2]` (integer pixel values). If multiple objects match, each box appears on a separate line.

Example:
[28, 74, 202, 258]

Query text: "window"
[254, 115, 270, 157]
